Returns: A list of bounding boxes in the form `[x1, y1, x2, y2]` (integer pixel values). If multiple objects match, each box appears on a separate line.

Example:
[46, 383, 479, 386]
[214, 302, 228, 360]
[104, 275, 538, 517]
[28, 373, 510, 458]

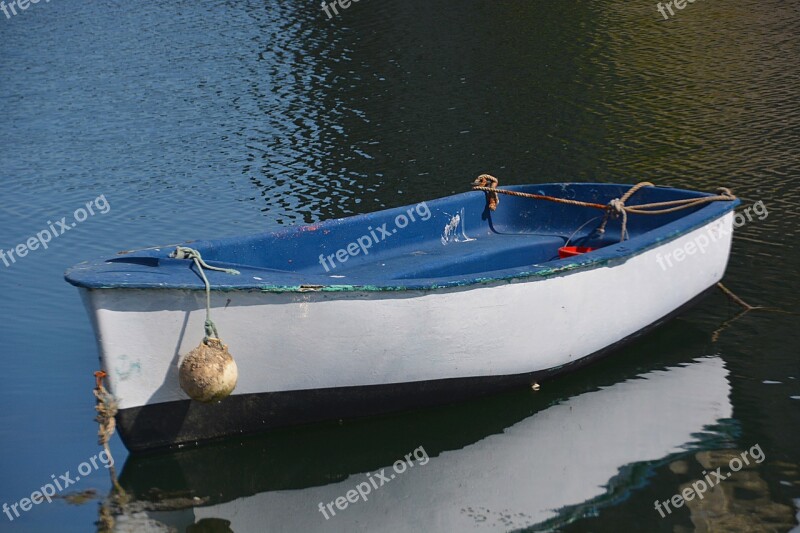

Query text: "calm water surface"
[1, 1, 798, 531]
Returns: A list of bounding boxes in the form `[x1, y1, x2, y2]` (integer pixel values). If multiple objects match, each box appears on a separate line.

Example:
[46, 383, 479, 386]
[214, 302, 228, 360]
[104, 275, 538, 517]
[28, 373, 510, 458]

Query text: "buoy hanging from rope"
[170, 246, 240, 403]
[179, 336, 239, 403]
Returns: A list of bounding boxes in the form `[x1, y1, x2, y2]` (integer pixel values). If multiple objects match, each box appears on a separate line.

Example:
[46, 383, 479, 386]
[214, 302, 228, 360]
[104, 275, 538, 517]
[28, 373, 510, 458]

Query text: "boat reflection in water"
[112, 332, 733, 532]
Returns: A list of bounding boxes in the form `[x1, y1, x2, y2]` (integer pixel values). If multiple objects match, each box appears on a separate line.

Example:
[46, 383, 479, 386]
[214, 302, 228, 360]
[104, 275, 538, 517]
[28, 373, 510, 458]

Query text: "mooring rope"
[93, 371, 116, 452]
[471, 174, 736, 241]
[93, 371, 124, 494]
[169, 246, 239, 341]
[468, 174, 779, 340]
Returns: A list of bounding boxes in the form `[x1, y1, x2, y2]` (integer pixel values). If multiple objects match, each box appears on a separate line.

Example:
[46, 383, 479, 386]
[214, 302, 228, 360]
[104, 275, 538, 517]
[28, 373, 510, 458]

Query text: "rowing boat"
[64, 179, 738, 451]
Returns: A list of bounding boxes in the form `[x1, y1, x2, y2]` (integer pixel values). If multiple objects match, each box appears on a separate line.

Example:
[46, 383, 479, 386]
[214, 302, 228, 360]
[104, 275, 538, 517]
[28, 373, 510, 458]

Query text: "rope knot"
[717, 187, 735, 199]
[601, 197, 630, 240]
[169, 246, 196, 261]
[607, 198, 626, 217]
[170, 246, 240, 276]
[170, 246, 239, 342]
[472, 174, 500, 211]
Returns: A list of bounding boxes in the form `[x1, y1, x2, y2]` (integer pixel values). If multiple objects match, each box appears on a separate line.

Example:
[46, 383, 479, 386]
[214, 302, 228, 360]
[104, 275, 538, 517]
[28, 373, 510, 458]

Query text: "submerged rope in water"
[169, 246, 239, 341]
[471, 174, 737, 241]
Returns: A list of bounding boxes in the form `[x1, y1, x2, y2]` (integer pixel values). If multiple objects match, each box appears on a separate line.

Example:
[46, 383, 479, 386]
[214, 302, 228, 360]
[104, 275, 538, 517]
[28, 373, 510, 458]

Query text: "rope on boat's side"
[93, 371, 124, 494]
[93, 371, 129, 533]
[470, 174, 737, 242]
[169, 246, 240, 403]
[170, 246, 239, 341]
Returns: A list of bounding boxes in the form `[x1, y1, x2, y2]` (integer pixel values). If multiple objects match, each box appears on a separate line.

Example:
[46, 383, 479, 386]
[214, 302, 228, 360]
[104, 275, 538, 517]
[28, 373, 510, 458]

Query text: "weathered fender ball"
[179, 338, 238, 403]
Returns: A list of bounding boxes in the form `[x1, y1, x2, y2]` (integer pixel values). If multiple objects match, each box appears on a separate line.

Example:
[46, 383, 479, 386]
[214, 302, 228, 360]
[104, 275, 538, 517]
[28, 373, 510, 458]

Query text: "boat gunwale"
[64, 185, 740, 293]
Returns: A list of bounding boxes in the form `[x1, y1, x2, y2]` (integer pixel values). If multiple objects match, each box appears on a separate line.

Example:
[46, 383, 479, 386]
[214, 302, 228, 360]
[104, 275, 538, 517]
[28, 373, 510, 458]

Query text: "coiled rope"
[471, 174, 736, 241]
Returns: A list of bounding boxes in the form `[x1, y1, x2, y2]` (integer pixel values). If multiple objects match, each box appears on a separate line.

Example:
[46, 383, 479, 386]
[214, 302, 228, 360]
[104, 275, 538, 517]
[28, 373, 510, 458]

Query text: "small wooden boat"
[65, 179, 738, 451]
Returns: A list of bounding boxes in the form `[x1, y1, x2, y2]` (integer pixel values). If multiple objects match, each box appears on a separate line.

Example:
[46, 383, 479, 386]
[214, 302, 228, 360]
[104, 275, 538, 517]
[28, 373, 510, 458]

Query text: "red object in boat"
[558, 246, 596, 259]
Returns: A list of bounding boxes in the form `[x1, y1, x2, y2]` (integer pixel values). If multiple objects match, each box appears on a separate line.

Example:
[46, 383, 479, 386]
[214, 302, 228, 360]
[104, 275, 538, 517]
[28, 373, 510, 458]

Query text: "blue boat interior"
[65, 183, 738, 291]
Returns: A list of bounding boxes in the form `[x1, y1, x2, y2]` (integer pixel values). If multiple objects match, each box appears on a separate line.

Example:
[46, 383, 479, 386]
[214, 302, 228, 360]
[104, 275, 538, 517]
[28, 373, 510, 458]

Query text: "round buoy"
[179, 338, 238, 403]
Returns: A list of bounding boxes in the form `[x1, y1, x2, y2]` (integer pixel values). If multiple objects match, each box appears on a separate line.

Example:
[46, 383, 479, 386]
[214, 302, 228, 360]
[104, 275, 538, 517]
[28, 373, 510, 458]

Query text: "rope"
[716, 282, 758, 311]
[93, 371, 116, 451]
[93, 371, 124, 494]
[468, 177, 784, 343]
[471, 174, 736, 241]
[711, 283, 799, 341]
[472, 174, 608, 210]
[170, 246, 239, 341]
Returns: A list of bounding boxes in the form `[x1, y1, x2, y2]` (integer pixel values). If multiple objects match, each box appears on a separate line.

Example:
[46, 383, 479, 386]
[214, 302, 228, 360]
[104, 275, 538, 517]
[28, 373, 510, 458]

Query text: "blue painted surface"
[65, 184, 737, 292]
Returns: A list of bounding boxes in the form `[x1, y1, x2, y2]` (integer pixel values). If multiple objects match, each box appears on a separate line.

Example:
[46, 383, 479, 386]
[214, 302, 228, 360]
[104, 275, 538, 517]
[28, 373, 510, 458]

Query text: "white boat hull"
[81, 213, 733, 449]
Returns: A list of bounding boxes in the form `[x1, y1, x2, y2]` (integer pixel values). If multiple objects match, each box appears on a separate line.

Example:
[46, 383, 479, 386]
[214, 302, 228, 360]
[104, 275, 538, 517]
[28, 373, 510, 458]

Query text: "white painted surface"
[124, 356, 732, 533]
[85, 213, 733, 410]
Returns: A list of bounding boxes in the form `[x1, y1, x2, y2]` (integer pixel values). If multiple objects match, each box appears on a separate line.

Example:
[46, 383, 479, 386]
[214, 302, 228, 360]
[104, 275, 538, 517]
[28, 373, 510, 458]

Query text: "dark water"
[1, 0, 799, 531]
